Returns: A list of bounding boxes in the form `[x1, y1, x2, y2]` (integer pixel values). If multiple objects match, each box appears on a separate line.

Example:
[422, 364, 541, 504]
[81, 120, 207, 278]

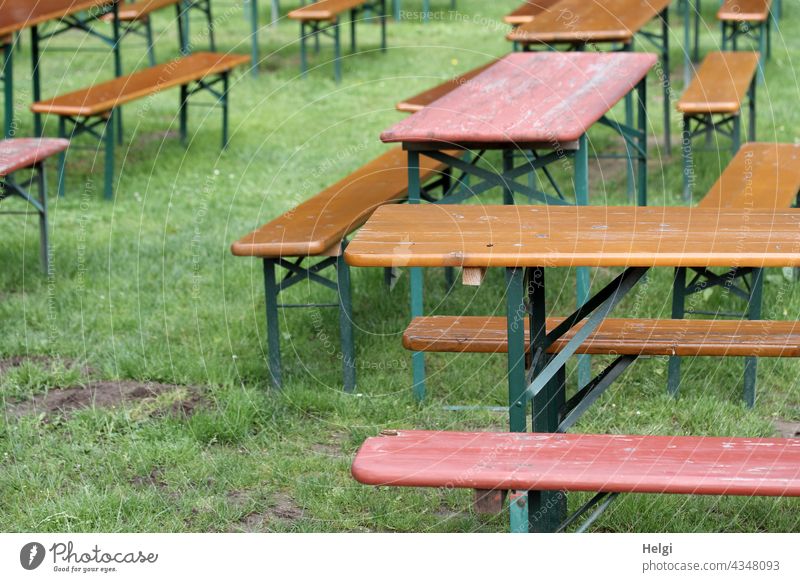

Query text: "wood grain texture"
[381, 52, 656, 146]
[403, 316, 800, 358]
[288, 0, 367, 21]
[344, 205, 800, 268]
[230, 148, 454, 258]
[504, 0, 564, 26]
[31, 52, 250, 117]
[700, 143, 800, 209]
[718, 0, 772, 22]
[352, 430, 800, 497]
[678, 51, 760, 114]
[103, 0, 179, 21]
[395, 60, 496, 114]
[507, 0, 671, 44]
[0, 0, 113, 36]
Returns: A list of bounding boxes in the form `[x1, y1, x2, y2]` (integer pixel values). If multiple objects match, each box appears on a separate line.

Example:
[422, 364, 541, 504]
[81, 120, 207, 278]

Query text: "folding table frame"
[1, 161, 51, 273]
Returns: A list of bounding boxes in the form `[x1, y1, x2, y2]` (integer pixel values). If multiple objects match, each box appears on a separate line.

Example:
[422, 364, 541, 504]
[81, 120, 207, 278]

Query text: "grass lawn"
[1, 0, 799, 533]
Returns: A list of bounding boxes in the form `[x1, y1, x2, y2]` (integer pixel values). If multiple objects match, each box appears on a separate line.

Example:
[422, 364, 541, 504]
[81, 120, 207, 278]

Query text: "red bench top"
[380, 52, 657, 147]
[0, 138, 69, 177]
[352, 430, 800, 497]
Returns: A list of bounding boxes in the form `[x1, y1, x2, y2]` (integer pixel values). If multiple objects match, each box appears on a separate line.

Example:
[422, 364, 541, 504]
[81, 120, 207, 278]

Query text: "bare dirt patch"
[234, 492, 304, 532]
[774, 420, 800, 438]
[7, 380, 203, 419]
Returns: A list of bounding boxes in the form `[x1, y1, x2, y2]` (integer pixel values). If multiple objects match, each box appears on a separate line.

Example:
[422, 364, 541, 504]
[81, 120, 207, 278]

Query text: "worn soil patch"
[774, 420, 800, 438]
[234, 492, 304, 532]
[7, 380, 203, 419]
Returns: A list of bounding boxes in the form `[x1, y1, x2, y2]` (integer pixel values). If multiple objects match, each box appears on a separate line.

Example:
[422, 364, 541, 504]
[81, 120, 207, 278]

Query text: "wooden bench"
[668, 142, 800, 406]
[230, 146, 456, 392]
[0, 138, 70, 273]
[718, 0, 772, 75]
[504, 0, 563, 27]
[102, 1, 215, 66]
[352, 429, 800, 532]
[289, 0, 387, 83]
[31, 51, 249, 200]
[678, 51, 760, 202]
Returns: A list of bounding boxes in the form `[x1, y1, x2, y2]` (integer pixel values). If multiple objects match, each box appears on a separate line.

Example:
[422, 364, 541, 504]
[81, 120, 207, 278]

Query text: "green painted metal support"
[683, 0, 692, 89]
[748, 78, 756, 141]
[31, 26, 42, 137]
[57, 117, 67, 197]
[667, 267, 687, 397]
[263, 259, 283, 388]
[660, 7, 671, 156]
[334, 18, 342, 84]
[35, 163, 50, 274]
[2, 40, 13, 139]
[337, 243, 357, 393]
[743, 268, 763, 408]
[502, 149, 514, 205]
[221, 73, 230, 149]
[300, 21, 308, 77]
[574, 134, 591, 390]
[637, 78, 648, 206]
[179, 85, 188, 145]
[407, 149, 426, 401]
[104, 110, 116, 200]
[505, 266, 527, 532]
[144, 18, 156, 66]
[681, 115, 693, 203]
[250, 0, 260, 77]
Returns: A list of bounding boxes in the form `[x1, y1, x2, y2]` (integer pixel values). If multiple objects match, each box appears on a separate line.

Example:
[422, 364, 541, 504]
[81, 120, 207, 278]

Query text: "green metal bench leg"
[334, 19, 342, 83]
[408, 149, 426, 401]
[3, 41, 13, 139]
[263, 258, 283, 388]
[575, 134, 591, 390]
[35, 163, 50, 274]
[732, 113, 741, 154]
[757, 20, 766, 84]
[300, 22, 308, 77]
[57, 116, 67, 197]
[205, 0, 217, 52]
[179, 85, 188, 146]
[637, 77, 648, 206]
[337, 248, 356, 393]
[31, 25, 42, 137]
[423, 0, 430, 22]
[661, 8, 671, 155]
[380, 0, 387, 51]
[743, 268, 763, 408]
[250, 0, 260, 77]
[351, 9, 357, 53]
[748, 78, 756, 142]
[104, 111, 116, 200]
[393, 0, 400, 20]
[506, 266, 528, 533]
[145, 17, 157, 66]
[221, 73, 230, 149]
[177, 3, 189, 55]
[667, 267, 687, 397]
[681, 115, 693, 203]
[623, 46, 635, 202]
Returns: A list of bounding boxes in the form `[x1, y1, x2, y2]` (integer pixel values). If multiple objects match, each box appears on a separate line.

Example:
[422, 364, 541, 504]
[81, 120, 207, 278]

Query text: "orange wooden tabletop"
[507, 0, 671, 45]
[344, 205, 800, 269]
[0, 0, 114, 37]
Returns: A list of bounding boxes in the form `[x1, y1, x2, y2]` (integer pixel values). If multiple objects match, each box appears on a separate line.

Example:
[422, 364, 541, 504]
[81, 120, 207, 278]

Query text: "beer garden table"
[344, 203, 800, 531]
[379, 50, 657, 399]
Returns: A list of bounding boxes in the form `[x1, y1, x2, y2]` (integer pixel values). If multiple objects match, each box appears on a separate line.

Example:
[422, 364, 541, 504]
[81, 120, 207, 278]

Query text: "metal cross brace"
[555, 492, 620, 533]
[1, 164, 50, 272]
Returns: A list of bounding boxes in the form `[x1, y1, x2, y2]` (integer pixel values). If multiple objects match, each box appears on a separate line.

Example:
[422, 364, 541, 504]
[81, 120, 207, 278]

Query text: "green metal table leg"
[36, 163, 50, 274]
[502, 149, 514, 205]
[683, 0, 692, 87]
[380, 0, 387, 51]
[104, 110, 116, 200]
[743, 268, 763, 408]
[661, 8, 671, 155]
[300, 22, 308, 77]
[112, 2, 123, 144]
[574, 134, 591, 390]
[423, 0, 430, 22]
[2, 41, 13, 139]
[757, 20, 766, 84]
[350, 9, 357, 53]
[732, 113, 741, 154]
[748, 78, 756, 142]
[263, 258, 283, 388]
[667, 267, 686, 397]
[250, 0, 260, 77]
[623, 45, 635, 202]
[205, 0, 217, 51]
[682, 115, 692, 203]
[221, 73, 230, 149]
[408, 149, 426, 401]
[394, 0, 401, 20]
[337, 246, 357, 393]
[31, 26, 42, 137]
[145, 17, 157, 66]
[179, 85, 188, 145]
[637, 78, 648, 206]
[334, 19, 342, 83]
[506, 266, 528, 532]
[57, 116, 67, 197]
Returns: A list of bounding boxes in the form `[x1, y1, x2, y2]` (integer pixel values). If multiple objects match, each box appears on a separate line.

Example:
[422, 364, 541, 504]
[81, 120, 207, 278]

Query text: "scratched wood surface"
[344, 205, 800, 268]
[0, 0, 114, 36]
[504, 0, 564, 26]
[381, 52, 656, 146]
[0, 138, 70, 177]
[395, 60, 497, 114]
[352, 430, 800, 496]
[403, 316, 800, 358]
[507, 0, 671, 45]
[31, 52, 250, 117]
[678, 51, 760, 114]
[699, 143, 800, 209]
[718, 0, 772, 22]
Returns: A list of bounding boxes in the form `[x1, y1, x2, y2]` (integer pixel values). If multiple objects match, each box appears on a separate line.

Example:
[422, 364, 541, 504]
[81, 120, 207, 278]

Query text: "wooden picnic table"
[380, 50, 656, 398]
[0, 0, 121, 138]
[507, 0, 673, 153]
[345, 203, 800, 530]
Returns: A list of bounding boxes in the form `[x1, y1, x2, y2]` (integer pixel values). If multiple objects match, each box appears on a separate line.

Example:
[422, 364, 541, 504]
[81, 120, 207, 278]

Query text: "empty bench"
[289, 0, 387, 83]
[103, 0, 215, 66]
[0, 138, 70, 273]
[230, 146, 455, 391]
[352, 429, 800, 532]
[718, 0, 772, 78]
[678, 51, 760, 202]
[31, 52, 249, 200]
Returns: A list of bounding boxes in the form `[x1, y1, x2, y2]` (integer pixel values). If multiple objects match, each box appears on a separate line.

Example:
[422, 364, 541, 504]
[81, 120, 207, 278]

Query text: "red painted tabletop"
[380, 52, 657, 147]
[0, 138, 69, 177]
[352, 430, 800, 497]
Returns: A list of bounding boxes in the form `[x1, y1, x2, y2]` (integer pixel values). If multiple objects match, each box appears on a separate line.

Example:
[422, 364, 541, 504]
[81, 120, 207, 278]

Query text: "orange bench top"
[0, 0, 112, 37]
[403, 316, 800, 358]
[288, 0, 367, 21]
[0, 138, 70, 177]
[31, 52, 250, 117]
[699, 143, 800, 210]
[718, 0, 772, 22]
[507, 0, 671, 45]
[352, 430, 800, 497]
[230, 147, 453, 258]
[504, 0, 564, 26]
[678, 51, 760, 115]
[102, 0, 180, 21]
[396, 60, 496, 114]
[345, 205, 800, 269]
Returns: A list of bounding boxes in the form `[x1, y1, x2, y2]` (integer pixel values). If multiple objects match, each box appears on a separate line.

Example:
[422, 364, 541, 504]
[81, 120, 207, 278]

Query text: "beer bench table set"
[506, 0, 673, 154]
[344, 204, 800, 532]
[381, 51, 656, 399]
